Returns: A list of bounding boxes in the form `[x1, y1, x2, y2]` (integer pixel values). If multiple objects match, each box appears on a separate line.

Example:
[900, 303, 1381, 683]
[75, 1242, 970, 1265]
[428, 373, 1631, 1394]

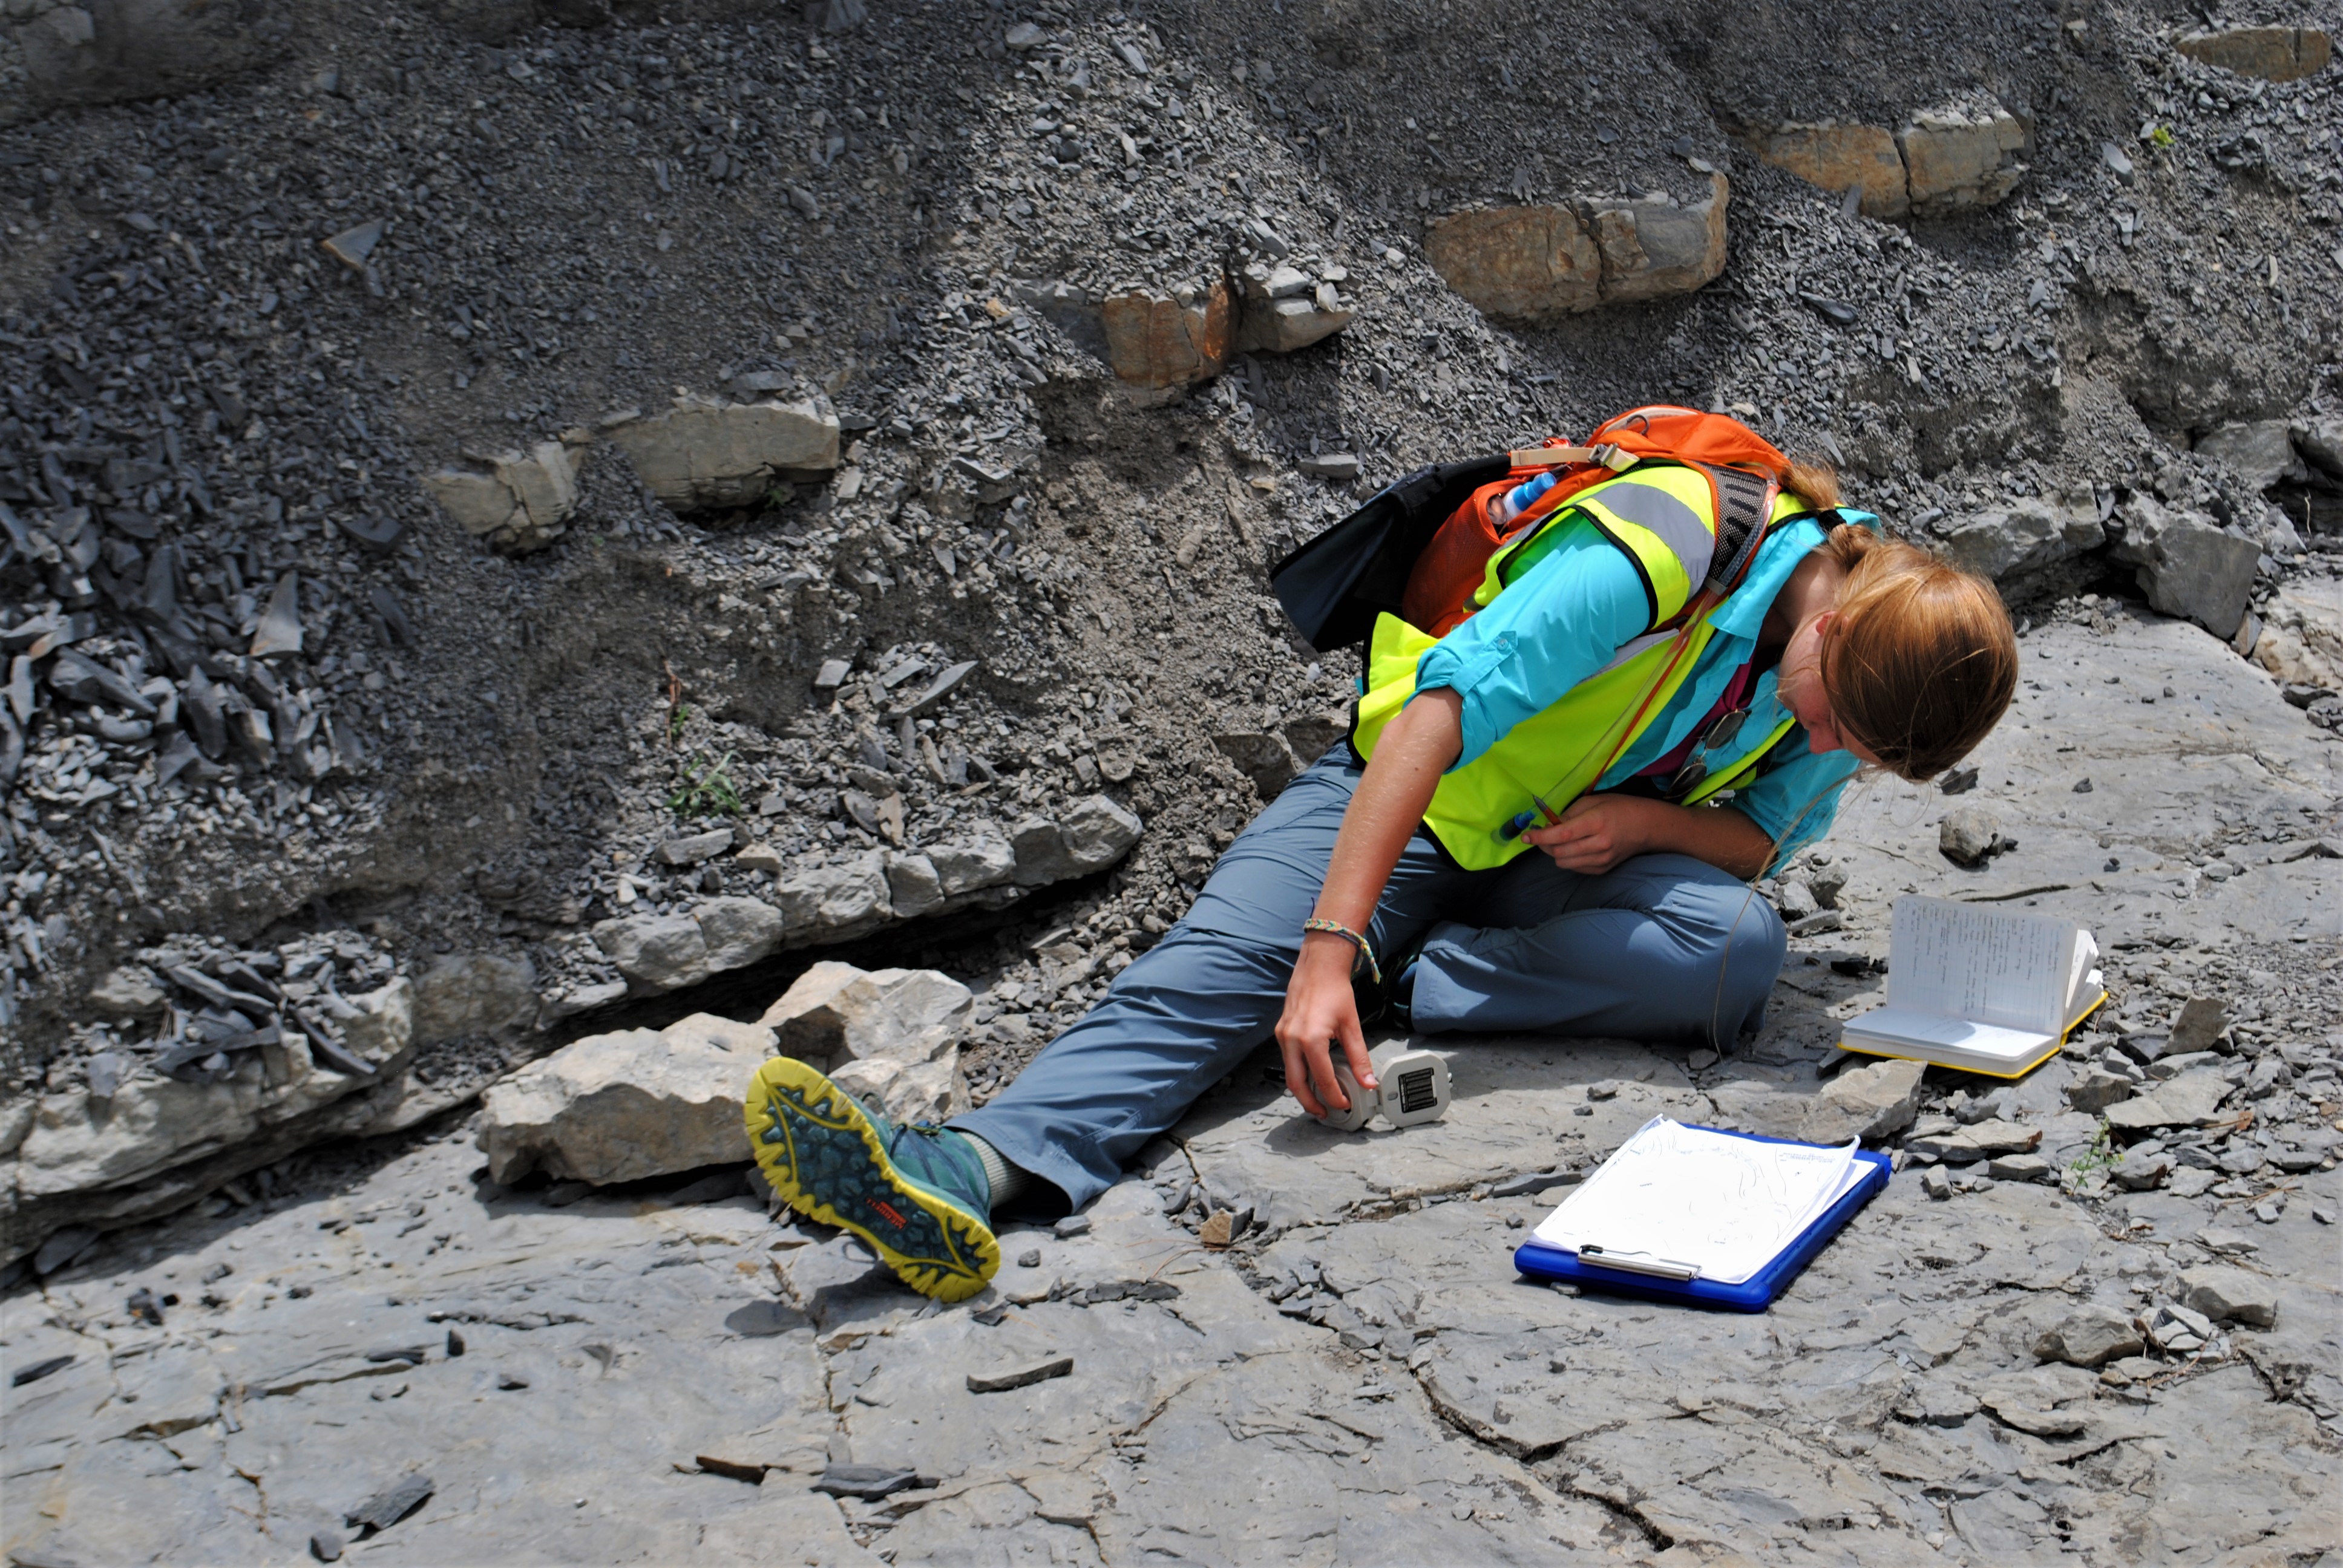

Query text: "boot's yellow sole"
[744, 1056, 999, 1304]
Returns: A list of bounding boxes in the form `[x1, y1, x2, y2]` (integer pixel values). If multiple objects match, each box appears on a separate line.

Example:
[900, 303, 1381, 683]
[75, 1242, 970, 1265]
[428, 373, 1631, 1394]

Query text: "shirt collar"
[1705, 508, 1879, 641]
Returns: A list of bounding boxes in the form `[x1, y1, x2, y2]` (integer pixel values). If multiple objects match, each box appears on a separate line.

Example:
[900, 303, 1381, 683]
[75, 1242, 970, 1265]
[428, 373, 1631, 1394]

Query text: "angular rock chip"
[2034, 1302, 2143, 1367]
[2178, 1264, 2279, 1327]
[345, 1472, 433, 1534]
[968, 1355, 1074, 1394]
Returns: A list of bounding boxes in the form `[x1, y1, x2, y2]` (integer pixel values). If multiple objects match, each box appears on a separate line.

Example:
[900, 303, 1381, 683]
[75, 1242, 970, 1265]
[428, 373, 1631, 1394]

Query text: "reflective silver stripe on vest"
[1582, 481, 1712, 591]
[1593, 627, 1683, 677]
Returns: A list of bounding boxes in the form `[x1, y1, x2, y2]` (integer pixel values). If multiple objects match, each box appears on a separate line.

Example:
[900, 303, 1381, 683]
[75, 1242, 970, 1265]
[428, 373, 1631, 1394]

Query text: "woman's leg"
[1404, 851, 1786, 1047]
[951, 750, 1460, 1209]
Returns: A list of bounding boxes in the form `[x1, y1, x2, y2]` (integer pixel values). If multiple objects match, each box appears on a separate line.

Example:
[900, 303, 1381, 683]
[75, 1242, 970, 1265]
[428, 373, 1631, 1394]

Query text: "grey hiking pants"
[951, 749, 1788, 1209]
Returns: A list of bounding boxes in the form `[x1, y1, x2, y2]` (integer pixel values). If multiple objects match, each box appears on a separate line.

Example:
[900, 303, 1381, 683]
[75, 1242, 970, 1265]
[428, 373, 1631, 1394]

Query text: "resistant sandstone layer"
[2175, 25, 2332, 83]
[603, 392, 841, 511]
[1746, 97, 2030, 217]
[1424, 174, 1728, 322]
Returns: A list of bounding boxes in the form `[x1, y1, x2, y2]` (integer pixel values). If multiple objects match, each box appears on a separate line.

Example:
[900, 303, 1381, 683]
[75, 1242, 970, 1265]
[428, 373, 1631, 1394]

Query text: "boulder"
[1213, 731, 1300, 800]
[604, 392, 840, 511]
[419, 438, 585, 553]
[696, 897, 785, 970]
[1005, 817, 1064, 887]
[1935, 492, 2104, 599]
[828, 1055, 967, 1127]
[2178, 1264, 2280, 1327]
[1424, 175, 1728, 321]
[2251, 583, 2343, 691]
[2108, 498, 2263, 639]
[1745, 122, 1910, 218]
[758, 964, 972, 1126]
[772, 852, 890, 941]
[1896, 97, 2028, 214]
[476, 1013, 775, 1185]
[1098, 281, 1233, 392]
[2103, 1069, 2234, 1132]
[88, 965, 168, 1018]
[1058, 794, 1145, 873]
[760, 962, 971, 1068]
[411, 952, 538, 1045]
[2033, 1303, 2144, 1367]
[2194, 420, 2308, 491]
[2176, 25, 2332, 82]
[1799, 1057, 1925, 1144]
[1283, 711, 1351, 767]
[2295, 416, 2343, 479]
[929, 828, 1017, 896]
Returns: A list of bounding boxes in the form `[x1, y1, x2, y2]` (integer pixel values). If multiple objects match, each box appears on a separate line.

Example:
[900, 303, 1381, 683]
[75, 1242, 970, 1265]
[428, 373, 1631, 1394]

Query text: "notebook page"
[1843, 1007, 2054, 1060]
[1532, 1117, 1859, 1285]
[1885, 897, 2075, 1033]
[2067, 930, 2100, 1010]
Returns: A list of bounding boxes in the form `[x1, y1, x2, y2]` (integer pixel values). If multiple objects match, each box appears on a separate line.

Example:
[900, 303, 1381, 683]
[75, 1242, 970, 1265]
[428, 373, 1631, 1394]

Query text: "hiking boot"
[744, 1056, 1000, 1303]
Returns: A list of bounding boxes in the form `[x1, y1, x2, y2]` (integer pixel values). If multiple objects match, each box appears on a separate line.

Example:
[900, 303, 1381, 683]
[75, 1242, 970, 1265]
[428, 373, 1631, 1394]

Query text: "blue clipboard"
[1511, 1124, 1893, 1313]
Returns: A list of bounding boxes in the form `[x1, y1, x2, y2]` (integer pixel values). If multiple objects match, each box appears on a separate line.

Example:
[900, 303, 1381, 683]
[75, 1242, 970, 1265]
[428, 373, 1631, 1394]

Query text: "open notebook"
[1839, 896, 2106, 1078]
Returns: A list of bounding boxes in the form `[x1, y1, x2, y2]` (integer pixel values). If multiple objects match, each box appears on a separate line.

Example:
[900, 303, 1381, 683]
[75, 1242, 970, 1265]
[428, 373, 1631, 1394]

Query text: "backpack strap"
[1696, 463, 1778, 596]
[1507, 444, 1639, 472]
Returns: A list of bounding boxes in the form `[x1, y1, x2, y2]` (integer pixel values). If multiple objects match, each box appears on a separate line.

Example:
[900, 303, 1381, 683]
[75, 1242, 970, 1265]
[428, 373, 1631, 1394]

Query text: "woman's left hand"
[1523, 795, 1658, 875]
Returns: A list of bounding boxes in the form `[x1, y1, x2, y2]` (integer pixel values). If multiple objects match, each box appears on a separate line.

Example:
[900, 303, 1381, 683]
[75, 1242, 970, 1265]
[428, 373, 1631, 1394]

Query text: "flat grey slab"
[4, 595, 2336, 1567]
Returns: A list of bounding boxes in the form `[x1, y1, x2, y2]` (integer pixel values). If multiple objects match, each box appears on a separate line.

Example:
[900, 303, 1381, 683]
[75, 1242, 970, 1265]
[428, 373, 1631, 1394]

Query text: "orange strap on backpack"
[1397, 407, 1794, 639]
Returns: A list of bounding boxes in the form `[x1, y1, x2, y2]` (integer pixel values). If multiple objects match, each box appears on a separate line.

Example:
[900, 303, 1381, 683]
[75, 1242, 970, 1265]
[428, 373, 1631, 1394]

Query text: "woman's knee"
[1657, 875, 1786, 996]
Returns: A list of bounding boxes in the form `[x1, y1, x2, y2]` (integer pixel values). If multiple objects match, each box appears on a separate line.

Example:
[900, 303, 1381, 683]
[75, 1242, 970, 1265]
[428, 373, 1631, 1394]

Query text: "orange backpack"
[1400, 407, 1795, 637]
[1272, 406, 1794, 652]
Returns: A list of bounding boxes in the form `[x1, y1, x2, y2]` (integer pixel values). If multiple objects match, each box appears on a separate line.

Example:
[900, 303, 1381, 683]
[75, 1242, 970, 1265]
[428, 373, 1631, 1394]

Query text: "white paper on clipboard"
[1531, 1117, 1866, 1285]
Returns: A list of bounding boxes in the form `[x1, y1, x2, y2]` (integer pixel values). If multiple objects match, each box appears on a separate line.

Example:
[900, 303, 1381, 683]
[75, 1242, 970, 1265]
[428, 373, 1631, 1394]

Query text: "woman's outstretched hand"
[1274, 934, 1378, 1118]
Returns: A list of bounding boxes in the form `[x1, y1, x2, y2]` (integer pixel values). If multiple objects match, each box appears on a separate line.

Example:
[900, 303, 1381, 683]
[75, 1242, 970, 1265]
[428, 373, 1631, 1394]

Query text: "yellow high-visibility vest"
[1353, 467, 1810, 869]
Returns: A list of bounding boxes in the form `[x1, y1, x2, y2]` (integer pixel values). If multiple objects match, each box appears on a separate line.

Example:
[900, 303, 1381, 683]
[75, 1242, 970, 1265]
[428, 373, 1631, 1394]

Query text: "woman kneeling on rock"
[747, 417, 2019, 1302]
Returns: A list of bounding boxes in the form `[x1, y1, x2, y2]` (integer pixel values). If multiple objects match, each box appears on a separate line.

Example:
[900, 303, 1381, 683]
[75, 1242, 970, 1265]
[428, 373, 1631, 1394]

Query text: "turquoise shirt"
[1411, 511, 1870, 864]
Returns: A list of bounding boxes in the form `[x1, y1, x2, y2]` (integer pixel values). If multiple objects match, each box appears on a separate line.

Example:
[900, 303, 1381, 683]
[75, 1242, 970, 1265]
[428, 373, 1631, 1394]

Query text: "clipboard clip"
[1577, 1244, 1701, 1282]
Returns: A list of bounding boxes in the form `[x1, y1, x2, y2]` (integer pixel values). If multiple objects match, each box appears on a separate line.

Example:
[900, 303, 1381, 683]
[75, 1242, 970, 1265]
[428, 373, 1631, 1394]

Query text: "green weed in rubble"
[2062, 1120, 2118, 1195]
[669, 751, 743, 820]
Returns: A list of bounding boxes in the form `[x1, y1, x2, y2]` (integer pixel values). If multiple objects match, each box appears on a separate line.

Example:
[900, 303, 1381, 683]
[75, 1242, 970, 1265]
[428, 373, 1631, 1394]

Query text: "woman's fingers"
[1280, 1040, 1330, 1118]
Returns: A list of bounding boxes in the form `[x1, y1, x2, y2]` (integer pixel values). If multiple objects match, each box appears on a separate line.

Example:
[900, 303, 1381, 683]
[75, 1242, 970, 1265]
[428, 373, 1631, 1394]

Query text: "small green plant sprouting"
[667, 702, 693, 743]
[2062, 1120, 2118, 1192]
[668, 751, 743, 820]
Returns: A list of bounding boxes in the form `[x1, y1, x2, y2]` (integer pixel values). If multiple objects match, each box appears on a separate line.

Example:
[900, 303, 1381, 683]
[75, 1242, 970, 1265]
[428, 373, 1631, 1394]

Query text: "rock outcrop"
[418, 437, 587, 552]
[2175, 25, 2332, 82]
[1935, 491, 2106, 601]
[603, 391, 841, 511]
[1099, 280, 1234, 391]
[2108, 498, 2263, 639]
[477, 1012, 774, 1185]
[1424, 174, 1728, 322]
[1748, 96, 2028, 217]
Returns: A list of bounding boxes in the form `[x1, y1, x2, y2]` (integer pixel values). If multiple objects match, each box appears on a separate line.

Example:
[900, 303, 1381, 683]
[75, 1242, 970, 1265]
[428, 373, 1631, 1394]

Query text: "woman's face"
[1780, 611, 1884, 766]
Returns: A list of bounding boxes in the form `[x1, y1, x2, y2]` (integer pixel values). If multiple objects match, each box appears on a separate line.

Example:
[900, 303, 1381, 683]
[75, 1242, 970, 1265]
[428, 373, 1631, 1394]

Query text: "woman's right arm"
[1274, 688, 1461, 1118]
